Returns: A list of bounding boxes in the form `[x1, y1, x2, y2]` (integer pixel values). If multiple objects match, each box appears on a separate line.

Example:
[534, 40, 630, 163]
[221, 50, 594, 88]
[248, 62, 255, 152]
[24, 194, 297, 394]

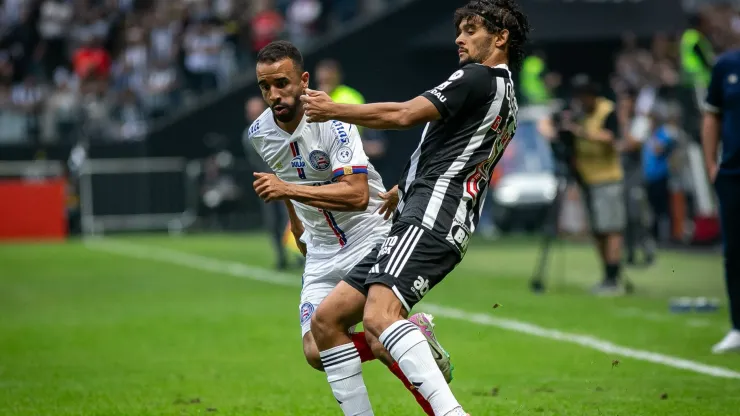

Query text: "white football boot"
[712, 329, 740, 354]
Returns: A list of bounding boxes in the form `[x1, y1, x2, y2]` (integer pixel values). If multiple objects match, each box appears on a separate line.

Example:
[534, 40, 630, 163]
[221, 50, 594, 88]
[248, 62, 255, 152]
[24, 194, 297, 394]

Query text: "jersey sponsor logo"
[308, 150, 331, 171]
[275, 162, 284, 170]
[337, 146, 353, 163]
[299, 302, 315, 325]
[428, 88, 447, 103]
[429, 69, 464, 96]
[291, 155, 306, 168]
[289, 141, 307, 179]
[331, 120, 351, 144]
[449, 220, 471, 253]
[411, 276, 430, 299]
[378, 235, 398, 256]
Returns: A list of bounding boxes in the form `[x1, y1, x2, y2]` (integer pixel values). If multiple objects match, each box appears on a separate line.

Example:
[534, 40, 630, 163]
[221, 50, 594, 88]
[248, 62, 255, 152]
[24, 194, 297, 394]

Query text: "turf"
[1, 234, 738, 415]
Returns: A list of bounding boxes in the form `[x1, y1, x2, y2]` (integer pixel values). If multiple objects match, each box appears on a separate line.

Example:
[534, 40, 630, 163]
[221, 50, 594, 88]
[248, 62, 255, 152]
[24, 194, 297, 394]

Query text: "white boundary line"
[85, 239, 740, 380]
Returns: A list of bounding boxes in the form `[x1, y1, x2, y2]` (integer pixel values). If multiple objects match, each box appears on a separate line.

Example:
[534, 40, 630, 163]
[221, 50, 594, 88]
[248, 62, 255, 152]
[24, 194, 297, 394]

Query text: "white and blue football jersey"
[246, 110, 389, 255]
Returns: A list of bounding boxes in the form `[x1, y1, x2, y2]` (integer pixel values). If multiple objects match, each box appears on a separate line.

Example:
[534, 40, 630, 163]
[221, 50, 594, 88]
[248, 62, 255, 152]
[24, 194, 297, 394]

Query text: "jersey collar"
[272, 112, 308, 140]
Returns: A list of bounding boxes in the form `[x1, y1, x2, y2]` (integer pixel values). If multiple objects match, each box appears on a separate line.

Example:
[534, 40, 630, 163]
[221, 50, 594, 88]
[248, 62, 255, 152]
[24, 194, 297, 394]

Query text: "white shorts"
[298, 232, 386, 338]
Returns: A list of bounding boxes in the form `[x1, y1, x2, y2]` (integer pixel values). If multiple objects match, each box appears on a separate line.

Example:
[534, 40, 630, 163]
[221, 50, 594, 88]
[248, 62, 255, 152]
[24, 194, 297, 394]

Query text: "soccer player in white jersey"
[245, 40, 453, 416]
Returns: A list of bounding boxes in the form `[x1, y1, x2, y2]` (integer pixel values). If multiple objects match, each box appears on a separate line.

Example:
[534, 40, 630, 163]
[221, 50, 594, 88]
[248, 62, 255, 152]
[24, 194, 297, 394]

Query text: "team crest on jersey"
[308, 150, 331, 171]
[300, 302, 315, 325]
[291, 156, 306, 168]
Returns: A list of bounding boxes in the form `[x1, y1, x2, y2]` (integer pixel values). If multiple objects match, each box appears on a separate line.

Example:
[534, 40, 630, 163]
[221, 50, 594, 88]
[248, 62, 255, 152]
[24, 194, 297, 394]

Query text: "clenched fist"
[300, 88, 336, 123]
[253, 172, 292, 202]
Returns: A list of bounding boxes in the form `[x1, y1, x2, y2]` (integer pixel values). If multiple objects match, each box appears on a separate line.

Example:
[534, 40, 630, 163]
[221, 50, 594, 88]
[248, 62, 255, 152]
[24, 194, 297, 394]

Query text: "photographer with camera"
[540, 78, 629, 295]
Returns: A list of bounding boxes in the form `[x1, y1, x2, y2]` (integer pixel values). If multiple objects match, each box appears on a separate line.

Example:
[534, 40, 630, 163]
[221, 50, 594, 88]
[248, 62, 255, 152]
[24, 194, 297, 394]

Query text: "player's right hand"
[376, 185, 399, 220]
[301, 88, 334, 123]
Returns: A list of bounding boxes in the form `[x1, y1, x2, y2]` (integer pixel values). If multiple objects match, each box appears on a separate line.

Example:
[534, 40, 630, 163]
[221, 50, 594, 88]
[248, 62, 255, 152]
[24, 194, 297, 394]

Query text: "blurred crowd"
[0, 0, 386, 144]
[502, 4, 740, 256]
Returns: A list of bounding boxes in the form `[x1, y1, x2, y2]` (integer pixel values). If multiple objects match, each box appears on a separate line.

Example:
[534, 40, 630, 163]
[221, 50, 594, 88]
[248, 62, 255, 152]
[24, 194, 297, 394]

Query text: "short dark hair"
[256, 40, 304, 73]
[454, 0, 530, 71]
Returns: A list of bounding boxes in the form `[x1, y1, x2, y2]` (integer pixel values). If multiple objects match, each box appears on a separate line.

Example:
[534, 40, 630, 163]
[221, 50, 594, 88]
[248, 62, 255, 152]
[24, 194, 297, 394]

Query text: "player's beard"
[273, 91, 304, 123]
[272, 101, 299, 123]
[460, 36, 494, 67]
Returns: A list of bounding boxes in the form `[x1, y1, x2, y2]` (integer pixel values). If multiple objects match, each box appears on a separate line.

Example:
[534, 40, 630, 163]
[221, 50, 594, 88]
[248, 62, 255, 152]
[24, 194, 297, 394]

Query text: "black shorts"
[343, 221, 461, 311]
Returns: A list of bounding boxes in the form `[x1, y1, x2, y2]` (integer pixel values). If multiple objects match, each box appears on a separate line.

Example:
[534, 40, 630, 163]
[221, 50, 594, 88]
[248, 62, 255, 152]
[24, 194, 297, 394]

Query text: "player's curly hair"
[454, 0, 530, 71]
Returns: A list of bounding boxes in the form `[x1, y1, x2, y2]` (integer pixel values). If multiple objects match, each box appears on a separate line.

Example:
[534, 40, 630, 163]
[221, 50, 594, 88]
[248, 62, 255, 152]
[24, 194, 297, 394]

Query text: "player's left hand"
[376, 185, 399, 220]
[301, 88, 334, 123]
[253, 172, 291, 202]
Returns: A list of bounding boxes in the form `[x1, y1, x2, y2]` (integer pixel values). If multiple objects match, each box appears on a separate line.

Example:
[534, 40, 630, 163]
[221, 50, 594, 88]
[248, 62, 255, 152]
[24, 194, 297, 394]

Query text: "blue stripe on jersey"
[322, 210, 347, 247]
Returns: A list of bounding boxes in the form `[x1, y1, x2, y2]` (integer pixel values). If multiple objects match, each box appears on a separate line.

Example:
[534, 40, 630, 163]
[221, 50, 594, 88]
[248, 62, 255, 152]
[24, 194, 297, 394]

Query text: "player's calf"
[365, 284, 466, 416]
[311, 282, 375, 416]
[302, 331, 323, 371]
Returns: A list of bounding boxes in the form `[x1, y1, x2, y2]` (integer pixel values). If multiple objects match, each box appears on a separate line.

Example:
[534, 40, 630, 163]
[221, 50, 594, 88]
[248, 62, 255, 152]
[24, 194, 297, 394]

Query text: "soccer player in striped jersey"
[302, 1, 530, 414]
[246, 40, 453, 416]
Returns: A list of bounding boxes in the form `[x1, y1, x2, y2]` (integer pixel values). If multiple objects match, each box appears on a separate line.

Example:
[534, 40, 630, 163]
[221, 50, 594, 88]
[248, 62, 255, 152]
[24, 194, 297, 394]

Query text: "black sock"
[605, 263, 620, 284]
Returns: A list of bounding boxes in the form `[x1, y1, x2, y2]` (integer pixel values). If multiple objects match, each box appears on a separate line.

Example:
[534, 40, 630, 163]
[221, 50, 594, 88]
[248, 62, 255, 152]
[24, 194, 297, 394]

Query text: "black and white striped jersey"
[394, 63, 518, 257]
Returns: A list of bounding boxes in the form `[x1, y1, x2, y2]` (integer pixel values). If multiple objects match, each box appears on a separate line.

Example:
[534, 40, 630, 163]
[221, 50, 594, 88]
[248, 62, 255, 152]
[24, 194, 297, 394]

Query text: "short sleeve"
[421, 65, 490, 120]
[243, 125, 264, 168]
[326, 120, 369, 179]
[705, 59, 724, 113]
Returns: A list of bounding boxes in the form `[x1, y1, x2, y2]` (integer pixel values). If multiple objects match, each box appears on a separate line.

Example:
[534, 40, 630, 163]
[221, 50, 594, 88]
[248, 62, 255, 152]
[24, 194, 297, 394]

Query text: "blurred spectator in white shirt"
[183, 19, 222, 93]
[11, 74, 46, 143]
[287, 0, 322, 49]
[38, 0, 73, 79]
[142, 58, 178, 120]
[44, 68, 81, 143]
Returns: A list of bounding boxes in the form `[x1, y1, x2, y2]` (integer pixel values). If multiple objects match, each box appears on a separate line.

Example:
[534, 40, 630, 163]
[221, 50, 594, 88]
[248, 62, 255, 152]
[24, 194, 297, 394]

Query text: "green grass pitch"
[1, 234, 739, 415]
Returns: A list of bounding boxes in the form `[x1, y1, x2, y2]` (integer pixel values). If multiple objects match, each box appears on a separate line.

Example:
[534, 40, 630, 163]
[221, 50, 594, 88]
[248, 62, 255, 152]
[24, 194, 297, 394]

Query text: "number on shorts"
[378, 236, 398, 257]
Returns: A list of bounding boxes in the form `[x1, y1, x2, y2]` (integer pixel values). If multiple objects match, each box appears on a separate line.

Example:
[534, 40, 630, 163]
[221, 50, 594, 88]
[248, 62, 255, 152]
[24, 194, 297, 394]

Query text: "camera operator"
[541, 79, 628, 295]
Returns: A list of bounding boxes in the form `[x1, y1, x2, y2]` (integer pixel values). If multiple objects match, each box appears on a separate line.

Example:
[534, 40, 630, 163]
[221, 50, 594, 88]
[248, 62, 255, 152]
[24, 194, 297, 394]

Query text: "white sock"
[379, 320, 463, 416]
[319, 343, 374, 416]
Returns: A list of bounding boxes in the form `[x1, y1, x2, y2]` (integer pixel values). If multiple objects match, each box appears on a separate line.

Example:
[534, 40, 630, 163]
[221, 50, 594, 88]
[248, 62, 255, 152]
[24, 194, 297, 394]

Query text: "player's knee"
[363, 285, 405, 337]
[310, 309, 332, 341]
[311, 304, 354, 342]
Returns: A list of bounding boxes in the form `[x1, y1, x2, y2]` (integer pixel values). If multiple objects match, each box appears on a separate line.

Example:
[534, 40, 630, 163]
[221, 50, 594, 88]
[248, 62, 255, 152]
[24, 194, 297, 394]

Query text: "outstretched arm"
[301, 65, 491, 131]
[301, 92, 441, 130]
[284, 200, 307, 257]
[254, 172, 370, 212]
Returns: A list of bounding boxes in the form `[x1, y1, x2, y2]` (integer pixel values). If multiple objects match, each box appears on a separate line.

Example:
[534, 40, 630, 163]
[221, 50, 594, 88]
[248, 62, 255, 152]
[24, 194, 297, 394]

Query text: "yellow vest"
[680, 28, 714, 88]
[574, 98, 623, 185]
[521, 56, 550, 104]
[331, 85, 365, 105]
